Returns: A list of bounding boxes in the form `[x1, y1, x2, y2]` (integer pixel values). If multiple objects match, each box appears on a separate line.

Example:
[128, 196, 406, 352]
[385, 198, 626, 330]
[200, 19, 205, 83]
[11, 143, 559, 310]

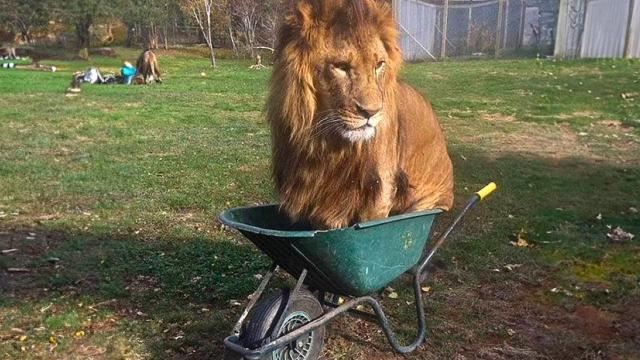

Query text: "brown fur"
[136, 50, 162, 83]
[268, 0, 454, 229]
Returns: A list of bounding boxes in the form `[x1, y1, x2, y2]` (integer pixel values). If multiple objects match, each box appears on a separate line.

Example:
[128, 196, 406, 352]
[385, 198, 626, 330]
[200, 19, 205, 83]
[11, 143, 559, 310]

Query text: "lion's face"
[270, 0, 402, 144]
[314, 35, 390, 142]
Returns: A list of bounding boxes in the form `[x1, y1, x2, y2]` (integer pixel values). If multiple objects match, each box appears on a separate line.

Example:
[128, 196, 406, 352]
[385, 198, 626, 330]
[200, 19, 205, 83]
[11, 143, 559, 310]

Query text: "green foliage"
[58, 0, 120, 48]
[0, 0, 51, 41]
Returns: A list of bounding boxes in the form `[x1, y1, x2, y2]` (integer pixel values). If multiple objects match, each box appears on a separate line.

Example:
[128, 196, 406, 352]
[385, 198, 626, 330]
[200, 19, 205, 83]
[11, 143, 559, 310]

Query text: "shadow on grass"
[1, 150, 639, 359]
[0, 228, 273, 359]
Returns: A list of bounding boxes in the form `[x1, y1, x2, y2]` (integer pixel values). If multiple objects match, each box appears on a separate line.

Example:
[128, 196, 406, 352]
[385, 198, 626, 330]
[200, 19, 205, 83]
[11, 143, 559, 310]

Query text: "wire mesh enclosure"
[394, 0, 559, 61]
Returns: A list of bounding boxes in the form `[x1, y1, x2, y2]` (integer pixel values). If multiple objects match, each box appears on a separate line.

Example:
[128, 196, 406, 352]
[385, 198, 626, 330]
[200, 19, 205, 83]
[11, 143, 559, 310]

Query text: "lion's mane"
[268, 0, 454, 229]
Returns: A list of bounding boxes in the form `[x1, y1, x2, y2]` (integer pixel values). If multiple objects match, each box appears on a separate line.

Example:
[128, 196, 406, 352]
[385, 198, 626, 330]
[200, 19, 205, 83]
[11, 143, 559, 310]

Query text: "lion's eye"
[376, 61, 386, 71]
[332, 62, 350, 76]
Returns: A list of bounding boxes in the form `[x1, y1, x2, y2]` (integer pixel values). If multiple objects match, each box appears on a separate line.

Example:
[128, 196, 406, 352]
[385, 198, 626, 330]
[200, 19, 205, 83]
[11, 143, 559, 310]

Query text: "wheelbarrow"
[219, 183, 497, 360]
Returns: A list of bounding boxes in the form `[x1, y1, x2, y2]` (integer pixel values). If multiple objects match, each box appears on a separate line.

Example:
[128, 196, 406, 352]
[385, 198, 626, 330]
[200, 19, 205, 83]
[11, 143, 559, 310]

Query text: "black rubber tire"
[240, 289, 325, 360]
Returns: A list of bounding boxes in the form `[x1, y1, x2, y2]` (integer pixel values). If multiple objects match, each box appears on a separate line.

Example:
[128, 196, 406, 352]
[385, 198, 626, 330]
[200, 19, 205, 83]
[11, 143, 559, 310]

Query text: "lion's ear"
[286, 0, 320, 40]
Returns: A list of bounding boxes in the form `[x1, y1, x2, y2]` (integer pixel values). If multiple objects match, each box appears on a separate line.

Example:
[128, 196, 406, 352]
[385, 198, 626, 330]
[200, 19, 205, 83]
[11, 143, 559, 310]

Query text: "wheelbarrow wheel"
[241, 289, 325, 360]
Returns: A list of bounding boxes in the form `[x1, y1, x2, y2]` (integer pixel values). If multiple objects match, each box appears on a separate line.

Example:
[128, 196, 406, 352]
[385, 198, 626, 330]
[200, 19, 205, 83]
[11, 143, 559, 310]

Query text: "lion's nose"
[355, 101, 382, 119]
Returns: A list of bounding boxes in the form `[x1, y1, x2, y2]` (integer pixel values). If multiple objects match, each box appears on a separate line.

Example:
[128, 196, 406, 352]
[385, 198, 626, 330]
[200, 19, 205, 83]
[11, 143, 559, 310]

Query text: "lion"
[136, 50, 162, 83]
[268, 0, 454, 229]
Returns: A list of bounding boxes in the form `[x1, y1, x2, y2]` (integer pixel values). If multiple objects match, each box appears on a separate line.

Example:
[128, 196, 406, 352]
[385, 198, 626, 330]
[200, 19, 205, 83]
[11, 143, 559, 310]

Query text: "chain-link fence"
[394, 0, 559, 61]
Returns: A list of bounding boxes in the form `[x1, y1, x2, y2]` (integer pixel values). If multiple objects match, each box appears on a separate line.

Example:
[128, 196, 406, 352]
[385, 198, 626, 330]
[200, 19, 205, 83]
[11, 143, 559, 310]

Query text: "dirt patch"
[453, 120, 597, 160]
[596, 120, 634, 133]
[482, 113, 516, 123]
[476, 344, 549, 359]
[571, 306, 617, 343]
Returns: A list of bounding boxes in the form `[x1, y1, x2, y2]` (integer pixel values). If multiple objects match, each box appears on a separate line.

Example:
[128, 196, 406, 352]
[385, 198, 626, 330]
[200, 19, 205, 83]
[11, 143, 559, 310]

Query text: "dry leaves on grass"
[510, 230, 530, 248]
[606, 227, 635, 243]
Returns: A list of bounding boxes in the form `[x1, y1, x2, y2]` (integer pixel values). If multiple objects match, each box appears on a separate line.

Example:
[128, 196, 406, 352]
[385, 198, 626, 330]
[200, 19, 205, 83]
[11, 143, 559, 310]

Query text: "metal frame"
[224, 194, 484, 360]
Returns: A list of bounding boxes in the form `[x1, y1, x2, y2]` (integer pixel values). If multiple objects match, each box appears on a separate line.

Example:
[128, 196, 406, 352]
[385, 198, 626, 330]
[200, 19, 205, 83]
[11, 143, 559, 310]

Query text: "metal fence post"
[625, 0, 636, 58]
[441, 0, 450, 59]
[496, 0, 505, 57]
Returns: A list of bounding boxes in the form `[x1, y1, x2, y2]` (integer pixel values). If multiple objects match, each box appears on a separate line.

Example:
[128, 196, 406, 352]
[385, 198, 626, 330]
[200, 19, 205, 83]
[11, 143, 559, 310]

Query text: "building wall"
[555, 0, 639, 59]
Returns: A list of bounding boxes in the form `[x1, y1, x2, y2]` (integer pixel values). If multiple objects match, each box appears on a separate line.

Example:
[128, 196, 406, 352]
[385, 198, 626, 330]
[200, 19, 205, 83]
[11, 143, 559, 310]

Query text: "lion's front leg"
[357, 201, 392, 223]
[356, 171, 395, 223]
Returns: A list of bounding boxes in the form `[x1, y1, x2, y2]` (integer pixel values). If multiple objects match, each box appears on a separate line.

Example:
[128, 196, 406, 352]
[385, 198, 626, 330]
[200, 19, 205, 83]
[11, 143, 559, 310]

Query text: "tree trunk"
[209, 44, 217, 68]
[125, 22, 136, 47]
[76, 25, 91, 49]
[229, 26, 239, 57]
[76, 17, 92, 49]
[163, 25, 169, 50]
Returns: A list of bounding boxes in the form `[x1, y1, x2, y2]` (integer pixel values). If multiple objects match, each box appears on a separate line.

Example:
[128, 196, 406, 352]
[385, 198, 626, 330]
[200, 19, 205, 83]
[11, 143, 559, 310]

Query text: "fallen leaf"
[503, 264, 523, 272]
[74, 331, 85, 338]
[510, 230, 529, 248]
[507, 328, 516, 336]
[596, 213, 602, 220]
[629, 207, 638, 214]
[387, 292, 399, 299]
[19, 335, 27, 342]
[607, 227, 635, 242]
[229, 300, 242, 307]
[550, 287, 573, 297]
[421, 286, 431, 293]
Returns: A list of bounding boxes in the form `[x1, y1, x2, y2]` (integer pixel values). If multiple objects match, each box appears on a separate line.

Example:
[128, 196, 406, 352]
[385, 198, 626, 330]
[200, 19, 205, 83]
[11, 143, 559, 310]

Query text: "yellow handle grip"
[476, 182, 497, 201]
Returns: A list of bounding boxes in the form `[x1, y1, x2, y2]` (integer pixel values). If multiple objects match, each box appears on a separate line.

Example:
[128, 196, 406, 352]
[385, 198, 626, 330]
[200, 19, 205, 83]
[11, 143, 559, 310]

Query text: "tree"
[121, 0, 179, 49]
[229, 0, 260, 57]
[227, 0, 285, 57]
[60, 0, 118, 49]
[259, 0, 285, 50]
[0, 0, 50, 43]
[181, 0, 220, 67]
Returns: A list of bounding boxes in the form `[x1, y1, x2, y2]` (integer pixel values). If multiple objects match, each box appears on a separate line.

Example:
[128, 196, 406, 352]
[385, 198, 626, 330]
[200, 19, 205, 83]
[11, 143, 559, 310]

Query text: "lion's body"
[268, 0, 453, 229]
[136, 50, 162, 83]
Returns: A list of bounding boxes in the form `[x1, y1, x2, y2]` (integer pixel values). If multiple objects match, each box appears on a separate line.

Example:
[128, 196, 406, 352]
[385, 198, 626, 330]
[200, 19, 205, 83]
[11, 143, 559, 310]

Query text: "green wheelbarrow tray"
[219, 204, 442, 296]
[220, 183, 497, 359]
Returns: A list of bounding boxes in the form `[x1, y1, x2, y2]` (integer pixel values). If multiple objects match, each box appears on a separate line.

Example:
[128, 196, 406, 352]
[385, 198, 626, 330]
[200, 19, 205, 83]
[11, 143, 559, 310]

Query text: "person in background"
[83, 67, 104, 84]
[121, 61, 137, 85]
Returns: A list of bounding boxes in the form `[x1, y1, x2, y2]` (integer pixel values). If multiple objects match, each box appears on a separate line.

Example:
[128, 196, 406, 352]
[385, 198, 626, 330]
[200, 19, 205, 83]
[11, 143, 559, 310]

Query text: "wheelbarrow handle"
[476, 182, 497, 201]
[417, 182, 497, 275]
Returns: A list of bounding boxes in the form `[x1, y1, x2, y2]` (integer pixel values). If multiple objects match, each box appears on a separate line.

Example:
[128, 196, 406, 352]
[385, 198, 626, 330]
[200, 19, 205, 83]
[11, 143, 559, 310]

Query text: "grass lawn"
[1, 48, 639, 359]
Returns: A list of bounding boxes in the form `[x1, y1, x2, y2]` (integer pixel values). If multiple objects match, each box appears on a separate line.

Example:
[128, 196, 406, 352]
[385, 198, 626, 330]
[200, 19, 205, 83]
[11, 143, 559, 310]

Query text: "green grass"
[1, 49, 639, 359]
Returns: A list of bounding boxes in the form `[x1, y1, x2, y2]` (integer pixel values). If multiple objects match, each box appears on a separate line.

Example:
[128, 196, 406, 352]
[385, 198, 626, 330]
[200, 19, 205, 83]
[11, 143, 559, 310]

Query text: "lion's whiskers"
[311, 112, 344, 139]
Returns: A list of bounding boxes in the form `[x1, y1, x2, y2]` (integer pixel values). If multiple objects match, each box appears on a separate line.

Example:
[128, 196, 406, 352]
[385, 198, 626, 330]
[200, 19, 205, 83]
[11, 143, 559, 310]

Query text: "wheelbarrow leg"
[267, 269, 308, 338]
[231, 263, 278, 336]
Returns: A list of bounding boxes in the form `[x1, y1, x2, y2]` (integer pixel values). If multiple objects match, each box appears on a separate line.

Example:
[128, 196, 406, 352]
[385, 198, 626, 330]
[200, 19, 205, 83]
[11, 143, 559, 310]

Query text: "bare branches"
[228, 0, 285, 57]
[181, 0, 218, 67]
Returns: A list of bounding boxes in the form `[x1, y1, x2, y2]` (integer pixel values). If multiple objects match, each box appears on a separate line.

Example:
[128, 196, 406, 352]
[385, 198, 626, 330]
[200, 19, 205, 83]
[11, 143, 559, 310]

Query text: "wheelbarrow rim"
[218, 203, 444, 238]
